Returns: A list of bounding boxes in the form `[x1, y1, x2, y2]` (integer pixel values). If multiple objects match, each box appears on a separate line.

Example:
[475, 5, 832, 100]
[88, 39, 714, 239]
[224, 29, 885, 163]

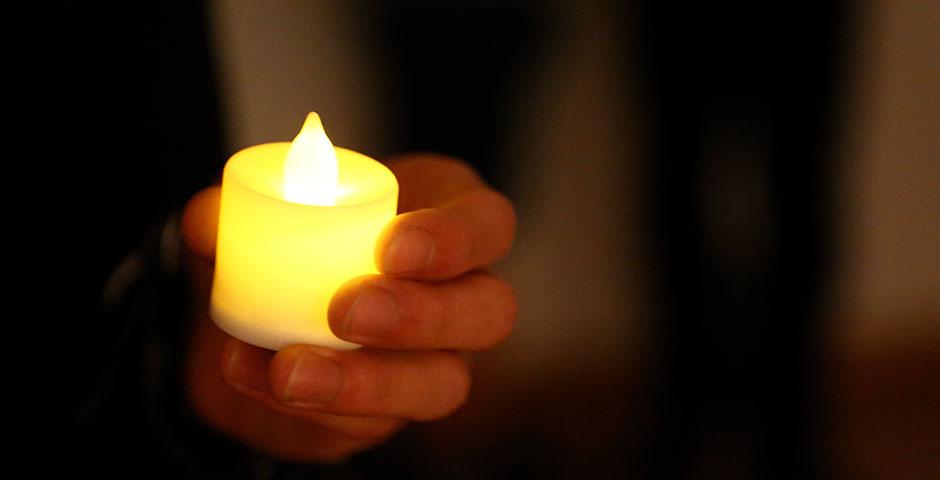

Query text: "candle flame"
[283, 112, 339, 205]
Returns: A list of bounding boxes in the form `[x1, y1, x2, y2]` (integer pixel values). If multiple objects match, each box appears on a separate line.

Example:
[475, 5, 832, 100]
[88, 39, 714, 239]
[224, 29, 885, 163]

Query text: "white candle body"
[210, 143, 398, 350]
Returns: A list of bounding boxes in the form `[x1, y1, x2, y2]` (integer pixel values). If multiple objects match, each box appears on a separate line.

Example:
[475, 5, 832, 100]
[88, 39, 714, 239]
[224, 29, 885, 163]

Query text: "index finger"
[379, 154, 517, 280]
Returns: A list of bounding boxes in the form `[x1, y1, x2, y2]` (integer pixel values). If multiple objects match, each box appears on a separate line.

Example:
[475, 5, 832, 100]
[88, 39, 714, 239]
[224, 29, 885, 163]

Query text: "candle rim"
[223, 142, 398, 208]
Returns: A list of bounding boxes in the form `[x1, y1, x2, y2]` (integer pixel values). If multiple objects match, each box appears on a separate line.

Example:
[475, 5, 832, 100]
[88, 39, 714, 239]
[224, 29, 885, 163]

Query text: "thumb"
[181, 186, 221, 260]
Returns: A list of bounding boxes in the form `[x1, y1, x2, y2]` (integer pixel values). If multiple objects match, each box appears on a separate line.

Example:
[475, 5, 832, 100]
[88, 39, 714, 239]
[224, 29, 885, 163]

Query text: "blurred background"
[26, 0, 938, 478]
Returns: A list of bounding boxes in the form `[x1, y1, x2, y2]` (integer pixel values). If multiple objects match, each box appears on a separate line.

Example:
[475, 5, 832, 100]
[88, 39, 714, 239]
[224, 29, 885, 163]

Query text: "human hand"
[180, 154, 517, 463]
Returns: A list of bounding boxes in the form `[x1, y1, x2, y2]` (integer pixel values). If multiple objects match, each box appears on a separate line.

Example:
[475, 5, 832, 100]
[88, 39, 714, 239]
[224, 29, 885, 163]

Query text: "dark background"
[17, 1, 939, 478]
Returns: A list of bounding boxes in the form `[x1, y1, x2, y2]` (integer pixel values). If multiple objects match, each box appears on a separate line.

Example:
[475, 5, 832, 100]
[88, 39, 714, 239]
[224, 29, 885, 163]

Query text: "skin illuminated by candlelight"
[182, 154, 517, 463]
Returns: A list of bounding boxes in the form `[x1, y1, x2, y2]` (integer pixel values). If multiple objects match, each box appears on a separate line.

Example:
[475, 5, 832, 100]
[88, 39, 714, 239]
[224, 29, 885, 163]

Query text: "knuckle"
[340, 369, 394, 416]
[450, 366, 473, 414]
[474, 189, 517, 253]
[437, 352, 474, 418]
[411, 352, 473, 422]
[428, 298, 453, 345]
[490, 190, 517, 231]
[497, 282, 518, 342]
[436, 209, 475, 271]
[473, 274, 517, 348]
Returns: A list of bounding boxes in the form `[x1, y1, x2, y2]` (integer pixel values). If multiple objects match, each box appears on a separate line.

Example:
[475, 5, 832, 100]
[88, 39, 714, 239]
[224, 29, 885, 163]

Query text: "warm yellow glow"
[210, 135, 399, 350]
[283, 112, 339, 205]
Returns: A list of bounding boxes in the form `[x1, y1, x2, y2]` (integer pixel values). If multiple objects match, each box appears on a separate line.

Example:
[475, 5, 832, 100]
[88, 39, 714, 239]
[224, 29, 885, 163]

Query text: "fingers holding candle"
[378, 162, 516, 280]
[221, 338, 473, 422]
[268, 345, 473, 421]
[384, 153, 487, 211]
[191, 319, 408, 464]
[328, 273, 516, 350]
[181, 148, 518, 462]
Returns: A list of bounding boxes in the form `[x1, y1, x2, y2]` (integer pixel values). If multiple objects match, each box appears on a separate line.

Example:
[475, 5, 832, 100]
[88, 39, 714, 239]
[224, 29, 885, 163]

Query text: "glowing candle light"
[283, 113, 339, 205]
[210, 113, 399, 350]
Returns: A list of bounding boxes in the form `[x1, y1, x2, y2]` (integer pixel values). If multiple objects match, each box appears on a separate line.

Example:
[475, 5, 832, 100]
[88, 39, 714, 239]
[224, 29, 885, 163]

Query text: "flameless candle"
[210, 113, 399, 350]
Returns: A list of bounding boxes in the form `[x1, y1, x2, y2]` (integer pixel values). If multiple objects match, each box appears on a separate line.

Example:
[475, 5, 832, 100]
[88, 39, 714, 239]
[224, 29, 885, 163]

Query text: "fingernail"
[283, 350, 344, 404]
[383, 227, 434, 274]
[344, 284, 399, 340]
